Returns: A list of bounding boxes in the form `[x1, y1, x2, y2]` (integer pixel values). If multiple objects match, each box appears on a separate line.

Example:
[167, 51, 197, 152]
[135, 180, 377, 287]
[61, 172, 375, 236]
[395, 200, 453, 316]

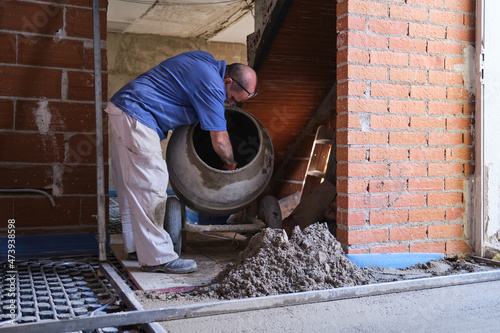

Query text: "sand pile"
[204, 222, 369, 299]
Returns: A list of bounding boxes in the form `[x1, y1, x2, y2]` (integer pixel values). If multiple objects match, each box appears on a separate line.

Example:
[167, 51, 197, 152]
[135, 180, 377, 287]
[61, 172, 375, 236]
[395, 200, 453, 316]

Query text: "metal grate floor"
[0, 254, 139, 332]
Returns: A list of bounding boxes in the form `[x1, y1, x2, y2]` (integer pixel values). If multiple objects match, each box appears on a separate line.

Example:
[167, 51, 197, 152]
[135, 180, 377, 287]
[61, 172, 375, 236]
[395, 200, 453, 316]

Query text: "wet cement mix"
[136, 223, 497, 306]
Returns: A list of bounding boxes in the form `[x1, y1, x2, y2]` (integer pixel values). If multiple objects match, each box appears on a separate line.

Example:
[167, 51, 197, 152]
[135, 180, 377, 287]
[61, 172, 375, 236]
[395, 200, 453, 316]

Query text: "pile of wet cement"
[136, 223, 496, 305]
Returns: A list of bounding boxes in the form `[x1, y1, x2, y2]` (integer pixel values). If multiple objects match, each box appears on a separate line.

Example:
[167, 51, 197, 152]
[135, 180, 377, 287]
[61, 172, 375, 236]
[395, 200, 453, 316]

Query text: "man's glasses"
[230, 77, 259, 98]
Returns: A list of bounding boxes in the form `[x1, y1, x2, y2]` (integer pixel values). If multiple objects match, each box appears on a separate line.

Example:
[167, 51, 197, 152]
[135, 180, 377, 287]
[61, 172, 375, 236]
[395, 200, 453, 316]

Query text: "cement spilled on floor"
[135, 223, 497, 308]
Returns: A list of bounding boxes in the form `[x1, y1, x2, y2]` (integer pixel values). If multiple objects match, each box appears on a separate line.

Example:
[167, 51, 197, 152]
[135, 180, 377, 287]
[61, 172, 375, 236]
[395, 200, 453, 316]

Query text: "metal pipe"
[4, 269, 500, 333]
[92, 0, 106, 262]
[0, 189, 55, 207]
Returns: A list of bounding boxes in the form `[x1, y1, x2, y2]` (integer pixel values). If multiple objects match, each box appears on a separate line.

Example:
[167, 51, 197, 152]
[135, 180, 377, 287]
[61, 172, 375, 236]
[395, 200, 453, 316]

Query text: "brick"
[0, 132, 64, 163]
[339, 32, 387, 49]
[409, 208, 444, 222]
[445, 178, 463, 191]
[428, 133, 463, 145]
[446, 207, 465, 220]
[463, 133, 472, 145]
[337, 48, 370, 64]
[16, 101, 98, 133]
[345, 248, 368, 254]
[389, 193, 426, 208]
[62, 165, 104, 194]
[369, 148, 407, 162]
[338, 65, 387, 81]
[410, 54, 445, 69]
[337, 15, 366, 33]
[427, 41, 463, 55]
[371, 83, 408, 98]
[429, 101, 463, 115]
[445, 240, 471, 254]
[67, 71, 108, 101]
[389, 37, 426, 52]
[347, 131, 388, 145]
[0, 99, 14, 129]
[369, 19, 407, 35]
[337, 81, 366, 96]
[336, 147, 367, 162]
[410, 85, 447, 100]
[371, 51, 408, 66]
[428, 224, 463, 238]
[409, 148, 445, 161]
[81, 196, 104, 226]
[0, 1, 64, 35]
[446, 27, 474, 42]
[0, 33, 16, 64]
[84, 46, 108, 71]
[464, 13, 475, 27]
[428, 71, 463, 85]
[464, 163, 474, 175]
[429, 163, 463, 176]
[371, 115, 408, 130]
[390, 68, 426, 83]
[337, 211, 367, 227]
[343, 228, 388, 244]
[389, 100, 426, 114]
[65, 7, 107, 40]
[0, 165, 53, 189]
[463, 102, 474, 115]
[429, 10, 465, 25]
[389, 5, 427, 21]
[18, 36, 85, 69]
[337, 179, 368, 194]
[428, 192, 462, 206]
[408, 178, 444, 191]
[444, 0, 475, 12]
[371, 244, 408, 253]
[369, 179, 406, 193]
[407, 0, 442, 7]
[344, 98, 387, 113]
[370, 209, 407, 224]
[337, 162, 387, 178]
[390, 226, 426, 241]
[390, 163, 427, 177]
[389, 132, 426, 145]
[338, 194, 388, 210]
[446, 148, 471, 161]
[410, 242, 445, 253]
[0, 65, 61, 98]
[444, 57, 464, 70]
[446, 117, 471, 130]
[348, 1, 388, 17]
[410, 116, 445, 130]
[0, 198, 14, 222]
[13, 197, 80, 229]
[447, 87, 472, 101]
[409, 23, 445, 39]
[66, 133, 108, 165]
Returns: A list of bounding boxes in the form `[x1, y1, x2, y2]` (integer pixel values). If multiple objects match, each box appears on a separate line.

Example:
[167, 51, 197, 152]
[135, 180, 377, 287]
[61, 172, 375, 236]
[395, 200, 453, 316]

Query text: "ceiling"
[107, 0, 255, 44]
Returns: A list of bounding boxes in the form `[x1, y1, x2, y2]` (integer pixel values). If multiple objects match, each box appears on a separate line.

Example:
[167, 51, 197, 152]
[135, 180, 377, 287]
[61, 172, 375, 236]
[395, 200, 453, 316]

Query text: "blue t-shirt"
[110, 51, 227, 140]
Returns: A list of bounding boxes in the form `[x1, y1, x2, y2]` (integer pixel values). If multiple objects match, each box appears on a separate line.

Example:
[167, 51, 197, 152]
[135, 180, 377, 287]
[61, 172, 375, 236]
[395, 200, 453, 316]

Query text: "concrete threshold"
[3, 267, 500, 333]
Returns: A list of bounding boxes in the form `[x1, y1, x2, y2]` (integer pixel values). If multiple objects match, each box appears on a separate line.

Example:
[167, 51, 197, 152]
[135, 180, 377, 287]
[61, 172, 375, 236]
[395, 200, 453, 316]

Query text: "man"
[106, 51, 259, 274]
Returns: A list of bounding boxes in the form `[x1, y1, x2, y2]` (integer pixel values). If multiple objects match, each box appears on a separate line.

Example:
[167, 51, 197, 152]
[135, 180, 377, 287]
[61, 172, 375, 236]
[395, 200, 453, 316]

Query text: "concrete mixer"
[164, 106, 282, 255]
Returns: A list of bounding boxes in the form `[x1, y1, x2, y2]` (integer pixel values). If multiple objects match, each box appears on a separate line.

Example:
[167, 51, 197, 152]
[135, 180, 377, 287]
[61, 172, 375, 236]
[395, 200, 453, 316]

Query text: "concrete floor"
[158, 279, 500, 332]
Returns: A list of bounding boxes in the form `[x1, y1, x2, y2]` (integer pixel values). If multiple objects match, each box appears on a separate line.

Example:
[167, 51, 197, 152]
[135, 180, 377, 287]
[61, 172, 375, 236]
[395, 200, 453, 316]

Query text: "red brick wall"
[336, 0, 475, 255]
[0, 0, 108, 235]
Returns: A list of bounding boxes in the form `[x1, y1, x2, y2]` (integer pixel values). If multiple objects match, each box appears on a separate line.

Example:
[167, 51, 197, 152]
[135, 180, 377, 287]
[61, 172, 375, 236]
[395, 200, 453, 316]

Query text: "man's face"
[224, 81, 249, 106]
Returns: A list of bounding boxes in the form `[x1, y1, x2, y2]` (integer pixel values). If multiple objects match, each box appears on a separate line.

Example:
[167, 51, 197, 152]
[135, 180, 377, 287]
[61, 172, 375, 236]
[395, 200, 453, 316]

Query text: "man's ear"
[223, 77, 232, 85]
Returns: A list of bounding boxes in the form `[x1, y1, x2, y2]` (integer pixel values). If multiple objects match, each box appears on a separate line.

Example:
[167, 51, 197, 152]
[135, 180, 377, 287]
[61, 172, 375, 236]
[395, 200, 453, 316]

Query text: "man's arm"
[210, 130, 236, 168]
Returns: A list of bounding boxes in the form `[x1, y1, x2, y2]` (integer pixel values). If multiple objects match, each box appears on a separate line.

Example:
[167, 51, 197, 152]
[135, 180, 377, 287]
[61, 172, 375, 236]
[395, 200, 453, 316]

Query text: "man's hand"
[210, 130, 236, 168]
